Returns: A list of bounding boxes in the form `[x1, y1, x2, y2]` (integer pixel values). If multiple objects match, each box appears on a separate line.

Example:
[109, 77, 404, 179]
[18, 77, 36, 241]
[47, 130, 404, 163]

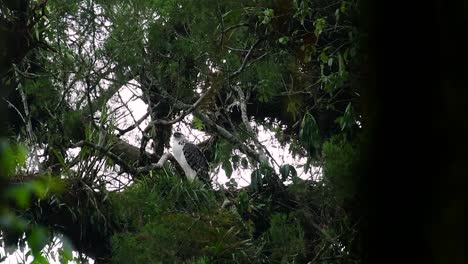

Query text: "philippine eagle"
[171, 132, 210, 184]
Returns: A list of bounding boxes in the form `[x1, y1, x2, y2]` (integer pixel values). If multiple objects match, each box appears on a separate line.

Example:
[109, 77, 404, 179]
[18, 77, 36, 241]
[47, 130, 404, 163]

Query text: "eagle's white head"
[171, 131, 187, 146]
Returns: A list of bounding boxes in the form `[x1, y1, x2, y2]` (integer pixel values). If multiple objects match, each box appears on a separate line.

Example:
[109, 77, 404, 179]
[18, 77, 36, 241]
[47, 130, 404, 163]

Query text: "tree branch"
[73, 140, 137, 174]
[193, 110, 262, 163]
[116, 107, 151, 135]
[136, 152, 174, 173]
[146, 85, 214, 126]
[229, 39, 262, 79]
[234, 86, 272, 166]
[222, 23, 249, 34]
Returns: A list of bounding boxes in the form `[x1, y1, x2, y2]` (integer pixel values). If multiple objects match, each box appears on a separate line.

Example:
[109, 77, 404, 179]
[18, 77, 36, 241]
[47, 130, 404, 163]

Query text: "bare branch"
[137, 152, 174, 174]
[193, 110, 261, 163]
[229, 39, 262, 79]
[2, 98, 26, 123]
[222, 23, 249, 34]
[234, 86, 272, 166]
[244, 52, 270, 69]
[146, 85, 214, 126]
[116, 110, 150, 135]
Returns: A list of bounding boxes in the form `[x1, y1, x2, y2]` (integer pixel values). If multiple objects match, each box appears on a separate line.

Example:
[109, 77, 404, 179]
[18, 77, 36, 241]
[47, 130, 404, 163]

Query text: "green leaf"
[286, 96, 302, 120]
[335, 8, 340, 22]
[338, 52, 345, 76]
[214, 139, 233, 162]
[192, 116, 204, 130]
[261, 8, 274, 24]
[241, 158, 249, 169]
[250, 169, 262, 191]
[338, 102, 355, 131]
[16, 145, 28, 167]
[299, 113, 320, 147]
[299, 112, 321, 160]
[304, 158, 311, 174]
[231, 155, 240, 169]
[279, 164, 297, 182]
[34, 28, 40, 41]
[237, 190, 250, 215]
[7, 185, 32, 208]
[32, 181, 48, 199]
[0, 142, 27, 176]
[28, 227, 49, 255]
[278, 36, 289, 44]
[302, 44, 316, 63]
[344, 48, 350, 61]
[32, 255, 49, 264]
[322, 135, 360, 202]
[59, 237, 74, 264]
[264, 8, 274, 17]
[319, 51, 328, 64]
[222, 161, 233, 178]
[340, 1, 349, 13]
[313, 18, 326, 37]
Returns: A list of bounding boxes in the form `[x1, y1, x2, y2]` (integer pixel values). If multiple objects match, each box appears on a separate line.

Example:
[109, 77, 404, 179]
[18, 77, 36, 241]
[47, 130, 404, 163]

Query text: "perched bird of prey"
[171, 132, 210, 184]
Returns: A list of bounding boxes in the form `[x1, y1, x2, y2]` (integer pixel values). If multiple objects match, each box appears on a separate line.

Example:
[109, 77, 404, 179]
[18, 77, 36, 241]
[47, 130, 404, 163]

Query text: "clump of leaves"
[112, 211, 254, 263]
[322, 135, 360, 203]
[111, 172, 258, 263]
[111, 171, 218, 228]
[0, 140, 65, 263]
[263, 213, 306, 263]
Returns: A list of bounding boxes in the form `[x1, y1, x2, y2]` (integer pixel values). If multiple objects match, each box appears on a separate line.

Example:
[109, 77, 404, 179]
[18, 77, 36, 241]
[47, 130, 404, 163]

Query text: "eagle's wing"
[182, 142, 210, 183]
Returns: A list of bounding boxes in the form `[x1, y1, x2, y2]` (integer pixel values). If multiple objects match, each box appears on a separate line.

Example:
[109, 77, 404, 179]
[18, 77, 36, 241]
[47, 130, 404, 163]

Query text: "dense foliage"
[1, 0, 366, 263]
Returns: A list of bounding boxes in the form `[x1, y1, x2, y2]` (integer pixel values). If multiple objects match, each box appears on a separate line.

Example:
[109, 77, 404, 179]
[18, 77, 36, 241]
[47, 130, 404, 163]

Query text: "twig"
[229, 39, 262, 79]
[193, 110, 261, 163]
[222, 23, 249, 34]
[116, 110, 150, 135]
[2, 98, 26, 123]
[13, 64, 41, 170]
[146, 85, 214, 126]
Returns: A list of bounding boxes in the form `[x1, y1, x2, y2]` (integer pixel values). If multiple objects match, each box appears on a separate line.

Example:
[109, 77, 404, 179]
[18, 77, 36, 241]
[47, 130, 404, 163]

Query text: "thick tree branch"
[73, 140, 137, 174]
[137, 152, 174, 173]
[233, 86, 271, 165]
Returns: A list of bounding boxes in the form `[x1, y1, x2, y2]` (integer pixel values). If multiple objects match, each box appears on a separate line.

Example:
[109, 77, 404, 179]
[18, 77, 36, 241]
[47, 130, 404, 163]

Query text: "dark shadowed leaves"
[279, 164, 298, 182]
